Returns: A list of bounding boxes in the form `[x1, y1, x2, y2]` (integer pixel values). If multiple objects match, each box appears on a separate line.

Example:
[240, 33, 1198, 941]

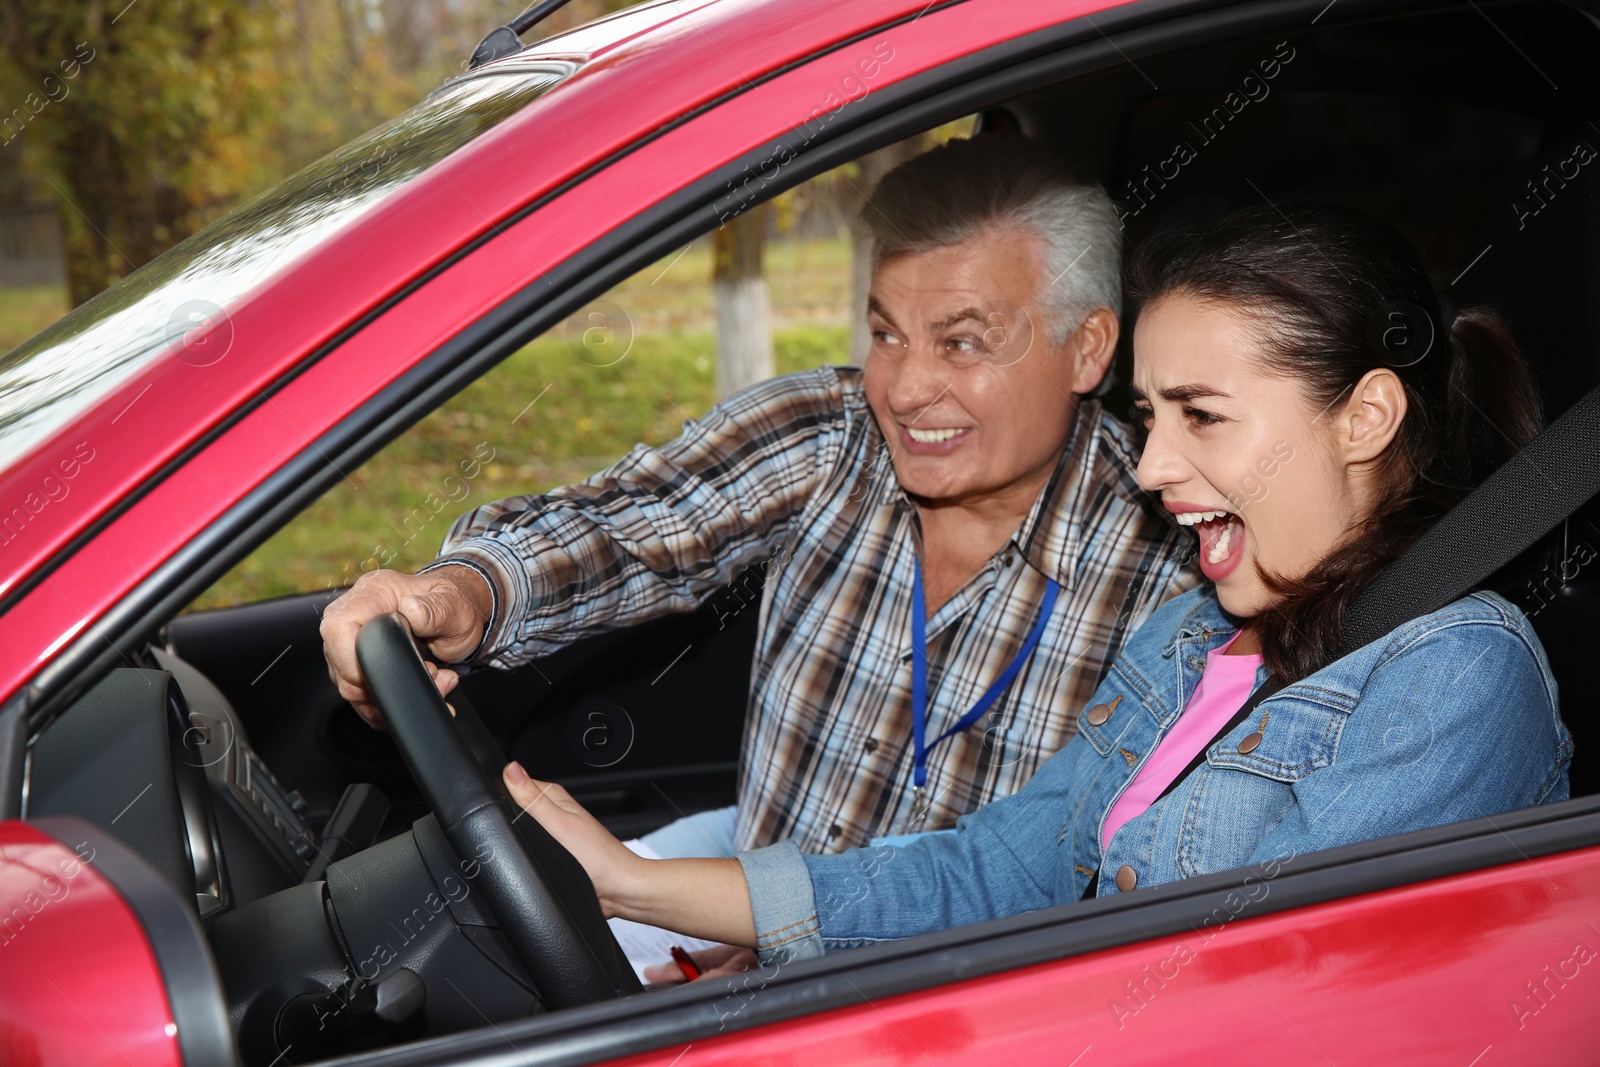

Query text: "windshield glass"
[0, 64, 568, 466]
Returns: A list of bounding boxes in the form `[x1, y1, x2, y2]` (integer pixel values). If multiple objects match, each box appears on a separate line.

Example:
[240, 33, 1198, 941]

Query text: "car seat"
[1455, 131, 1600, 797]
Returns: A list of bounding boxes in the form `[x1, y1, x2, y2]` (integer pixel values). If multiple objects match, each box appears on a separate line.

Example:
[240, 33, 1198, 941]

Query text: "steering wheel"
[355, 613, 640, 1008]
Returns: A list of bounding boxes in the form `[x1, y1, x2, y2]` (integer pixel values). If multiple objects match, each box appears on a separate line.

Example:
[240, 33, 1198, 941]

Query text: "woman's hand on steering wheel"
[503, 759, 759, 948]
[502, 761, 645, 919]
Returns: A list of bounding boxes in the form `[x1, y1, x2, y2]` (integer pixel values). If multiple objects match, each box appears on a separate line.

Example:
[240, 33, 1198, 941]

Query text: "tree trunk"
[849, 138, 925, 363]
[713, 202, 773, 399]
[338, 0, 366, 69]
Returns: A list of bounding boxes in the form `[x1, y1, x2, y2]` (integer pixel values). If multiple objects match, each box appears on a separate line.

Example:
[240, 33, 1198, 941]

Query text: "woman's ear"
[1067, 307, 1120, 394]
[1338, 367, 1408, 464]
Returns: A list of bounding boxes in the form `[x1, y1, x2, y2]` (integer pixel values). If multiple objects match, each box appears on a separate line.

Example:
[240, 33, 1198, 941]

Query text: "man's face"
[863, 225, 1115, 509]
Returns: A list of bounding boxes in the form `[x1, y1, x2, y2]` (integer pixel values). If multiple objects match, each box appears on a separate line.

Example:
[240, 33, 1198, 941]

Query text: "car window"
[190, 234, 850, 611]
[188, 124, 975, 611]
[184, 110, 960, 617]
[0, 64, 569, 471]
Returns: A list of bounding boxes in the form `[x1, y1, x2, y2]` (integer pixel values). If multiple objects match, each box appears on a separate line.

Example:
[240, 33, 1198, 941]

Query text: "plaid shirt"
[430, 366, 1198, 854]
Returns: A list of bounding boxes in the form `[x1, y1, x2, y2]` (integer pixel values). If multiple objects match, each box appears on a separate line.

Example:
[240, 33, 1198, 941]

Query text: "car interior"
[15, 2, 1600, 1063]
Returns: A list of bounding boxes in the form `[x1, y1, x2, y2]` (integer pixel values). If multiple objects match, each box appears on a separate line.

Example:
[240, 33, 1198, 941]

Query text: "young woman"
[500, 204, 1573, 964]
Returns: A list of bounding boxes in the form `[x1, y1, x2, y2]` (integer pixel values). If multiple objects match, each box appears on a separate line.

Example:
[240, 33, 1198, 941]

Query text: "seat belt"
[1343, 384, 1600, 650]
[1152, 382, 1600, 806]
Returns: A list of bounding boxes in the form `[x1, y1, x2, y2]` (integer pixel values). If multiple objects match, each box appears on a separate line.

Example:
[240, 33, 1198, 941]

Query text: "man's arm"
[320, 564, 494, 727]
[322, 367, 859, 722]
[435, 367, 855, 668]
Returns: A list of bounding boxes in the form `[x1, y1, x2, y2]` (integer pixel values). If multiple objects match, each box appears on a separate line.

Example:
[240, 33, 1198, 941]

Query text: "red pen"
[669, 945, 702, 981]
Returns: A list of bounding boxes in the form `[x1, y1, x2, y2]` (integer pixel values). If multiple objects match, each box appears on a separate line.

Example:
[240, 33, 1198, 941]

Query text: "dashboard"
[26, 646, 322, 920]
[22, 653, 553, 1065]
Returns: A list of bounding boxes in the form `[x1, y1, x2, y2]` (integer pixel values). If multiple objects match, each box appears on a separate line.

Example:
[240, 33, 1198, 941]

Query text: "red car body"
[3, 0, 1598, 1063]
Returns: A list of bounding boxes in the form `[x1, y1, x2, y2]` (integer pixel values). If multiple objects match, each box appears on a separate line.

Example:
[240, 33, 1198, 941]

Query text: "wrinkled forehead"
[868, 230, 1046, 330]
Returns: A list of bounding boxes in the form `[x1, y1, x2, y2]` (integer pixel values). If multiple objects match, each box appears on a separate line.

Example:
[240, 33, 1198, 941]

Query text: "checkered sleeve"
[426, 366, 857, 668]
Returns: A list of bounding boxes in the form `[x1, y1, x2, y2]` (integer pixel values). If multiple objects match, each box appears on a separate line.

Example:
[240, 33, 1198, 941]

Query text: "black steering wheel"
[355, 613, 640, 1008]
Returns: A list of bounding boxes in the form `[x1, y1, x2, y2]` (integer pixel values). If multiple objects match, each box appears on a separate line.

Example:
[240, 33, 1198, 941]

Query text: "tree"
[0, 1, 283, 305]
[713, 201, 773, 399]
[0, 0, 644, 307]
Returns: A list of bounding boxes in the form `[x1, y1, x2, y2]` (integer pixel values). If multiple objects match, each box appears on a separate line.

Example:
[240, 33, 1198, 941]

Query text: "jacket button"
[1115, 865, 1138, 892]
[1238, 732, 1263, 754]
[829, 824, 842, 839]
[1085, 694, 1122, 727]
[864, 738, 878, 753]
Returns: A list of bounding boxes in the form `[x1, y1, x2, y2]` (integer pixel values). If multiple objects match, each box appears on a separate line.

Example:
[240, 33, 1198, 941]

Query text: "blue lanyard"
[911, 555, 1061, 794]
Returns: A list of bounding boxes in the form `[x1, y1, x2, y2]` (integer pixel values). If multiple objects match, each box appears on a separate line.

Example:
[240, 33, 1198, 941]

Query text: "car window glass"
[0, 65, 568, 468]
[191, 235, 851, 611]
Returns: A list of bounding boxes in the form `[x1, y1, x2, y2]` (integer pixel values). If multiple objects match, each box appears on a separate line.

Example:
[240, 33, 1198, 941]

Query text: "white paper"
[608, 838, 720, 983]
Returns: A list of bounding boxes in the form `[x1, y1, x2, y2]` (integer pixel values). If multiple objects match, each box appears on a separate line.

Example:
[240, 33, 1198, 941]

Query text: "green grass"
[0, 285, 68, 353]
[187, 236, 856, 610]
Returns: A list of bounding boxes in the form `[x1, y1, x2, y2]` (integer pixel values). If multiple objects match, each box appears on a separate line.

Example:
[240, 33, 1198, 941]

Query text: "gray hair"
[863, 135, 1122, 347]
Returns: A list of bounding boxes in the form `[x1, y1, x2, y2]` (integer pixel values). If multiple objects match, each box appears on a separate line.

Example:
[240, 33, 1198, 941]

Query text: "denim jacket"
[736, 587, 1572, 962]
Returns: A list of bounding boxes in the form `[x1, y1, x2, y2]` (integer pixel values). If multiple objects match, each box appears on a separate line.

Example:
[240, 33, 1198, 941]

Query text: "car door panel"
[622, 845, 1600, 1066]
[165, 575, 759, 842]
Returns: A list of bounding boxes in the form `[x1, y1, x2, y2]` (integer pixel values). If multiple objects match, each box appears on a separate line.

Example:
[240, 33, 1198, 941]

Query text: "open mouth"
[1172, 508, 1246, 577]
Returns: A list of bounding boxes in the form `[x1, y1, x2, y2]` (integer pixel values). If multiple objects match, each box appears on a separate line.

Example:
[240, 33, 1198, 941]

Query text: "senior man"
[322, 134, 1195, 882]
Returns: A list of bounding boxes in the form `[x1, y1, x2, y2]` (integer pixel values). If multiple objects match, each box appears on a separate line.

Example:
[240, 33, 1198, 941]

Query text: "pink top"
[1100, 634, 1263, 851]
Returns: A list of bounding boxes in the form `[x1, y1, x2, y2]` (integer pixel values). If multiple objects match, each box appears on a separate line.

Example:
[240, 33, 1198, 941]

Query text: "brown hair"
[1126, 203, 1544, 681]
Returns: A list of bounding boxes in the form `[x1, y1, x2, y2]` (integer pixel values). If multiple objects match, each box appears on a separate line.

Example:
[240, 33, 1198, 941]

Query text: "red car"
[2, 0, 1598, 1063]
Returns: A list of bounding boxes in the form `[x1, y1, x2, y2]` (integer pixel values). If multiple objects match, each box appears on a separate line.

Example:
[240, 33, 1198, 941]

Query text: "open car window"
[186, 238, 847, 610]
[186, 124, 974, 613]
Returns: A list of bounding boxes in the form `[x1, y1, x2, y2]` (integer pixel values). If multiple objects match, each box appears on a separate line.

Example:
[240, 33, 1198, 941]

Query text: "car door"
[238, 1, 1595, 1064]
[5, 0, 1599, 1064]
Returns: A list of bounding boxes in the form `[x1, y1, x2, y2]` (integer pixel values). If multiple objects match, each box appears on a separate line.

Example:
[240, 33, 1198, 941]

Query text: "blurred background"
[0, 1, 969, 609]
[1, 1, 630, 313]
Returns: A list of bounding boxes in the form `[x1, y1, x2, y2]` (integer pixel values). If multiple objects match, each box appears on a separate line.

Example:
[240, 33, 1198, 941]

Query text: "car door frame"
[5, 0, 1600, 1061]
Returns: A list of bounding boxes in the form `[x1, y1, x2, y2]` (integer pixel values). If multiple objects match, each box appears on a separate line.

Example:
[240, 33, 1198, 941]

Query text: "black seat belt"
[1083, 383, 1600, 899]
[1342, 384, 1600, 650]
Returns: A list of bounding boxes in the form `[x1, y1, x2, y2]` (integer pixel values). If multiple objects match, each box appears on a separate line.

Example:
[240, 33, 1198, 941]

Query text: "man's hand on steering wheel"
[321, 565, 493, 727]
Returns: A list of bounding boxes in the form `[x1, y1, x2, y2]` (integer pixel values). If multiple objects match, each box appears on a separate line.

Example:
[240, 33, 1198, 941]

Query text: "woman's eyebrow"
[1159, 384, 1233, 402]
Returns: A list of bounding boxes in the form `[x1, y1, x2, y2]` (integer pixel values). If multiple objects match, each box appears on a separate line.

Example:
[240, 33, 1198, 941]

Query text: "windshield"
[0, 63, 569, 467]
